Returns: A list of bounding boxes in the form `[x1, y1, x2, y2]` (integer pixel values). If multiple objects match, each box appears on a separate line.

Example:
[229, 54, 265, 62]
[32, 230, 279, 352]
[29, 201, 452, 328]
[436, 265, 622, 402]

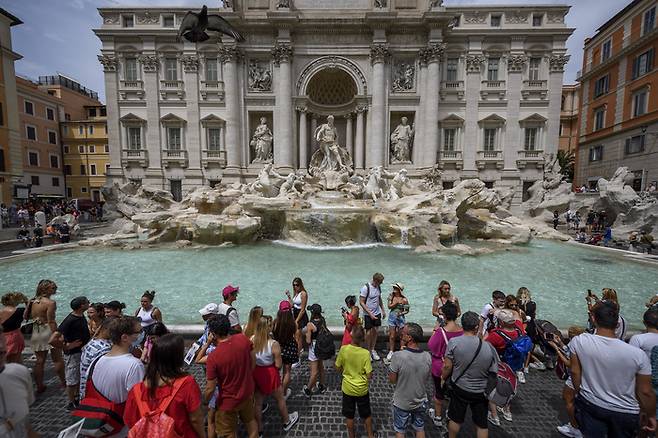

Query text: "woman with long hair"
[134, 290, 162, 339]
[1, 292, 28, 364]
[140, 321, 169, 364]
[86, 302, 105, 337]
[243, 306, 263, 339]
[123, 333, 204, 437]
[285, 277, 308, 361]
[303, 304, 327, 396]
[273, 301, 299, 400]
[26, 279, 65, 392]
[431, 280, 461, 327]
[386, 283, 409, 363]
[341, 295, 360, 346]
[516, 287, 546, 374]
[252, 316, 299, 435]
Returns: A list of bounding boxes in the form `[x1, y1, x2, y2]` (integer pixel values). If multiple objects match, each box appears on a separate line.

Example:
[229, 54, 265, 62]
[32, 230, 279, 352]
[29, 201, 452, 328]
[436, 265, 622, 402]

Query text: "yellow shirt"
[335, 344, 372, 397]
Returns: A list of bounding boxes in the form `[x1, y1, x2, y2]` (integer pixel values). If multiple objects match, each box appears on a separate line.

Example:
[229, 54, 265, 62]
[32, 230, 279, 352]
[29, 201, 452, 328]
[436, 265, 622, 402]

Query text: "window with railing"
[483, 128, 496, 151]
[446, 58, 458, 81]
[632, 49, 654, 79]
[128, 127, 141, 149]
[443, 128, 456, 151]
[124, 58, 138, 81]
[208, 128, 222, 150]
[589, 145, 603, 162]
[594, 74, 609, 97]
[633, 89, 648, 117]
[625, 134, 645, 155]
[165, 58, 178, 81]
[205, 59, 218, 82]
[643, 6, 656, 36]
[487, 58, 499, 81]
[528, 58, 541, 81]
[167, 127, 182, 150]
[524, 127, 538, 150]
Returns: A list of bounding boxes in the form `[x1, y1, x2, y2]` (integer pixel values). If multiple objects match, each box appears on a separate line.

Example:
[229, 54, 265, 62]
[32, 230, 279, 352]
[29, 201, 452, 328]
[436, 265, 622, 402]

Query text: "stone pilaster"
[139, 53, 162, 174]
[505, 55, 524, 171]
[345, 113, 354, 159]
[463, 54, 485, 173]
[297, 106, 308, 169]
[547, 54, 569, 159]
[219, 46, 242, 172]
[368, 43, 390, 168]
[355, 105, 367, 170]
[422, 43, 444, 166]
[98, 54, 123, 182]
[182, 54, 201, 171]
[413, 48, 428, 165]
[272, 42, 294, 171]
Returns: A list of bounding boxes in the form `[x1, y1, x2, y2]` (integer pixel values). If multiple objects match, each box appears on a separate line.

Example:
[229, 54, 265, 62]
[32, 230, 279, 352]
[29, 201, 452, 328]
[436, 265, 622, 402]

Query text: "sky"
[5, 0, 628, 103]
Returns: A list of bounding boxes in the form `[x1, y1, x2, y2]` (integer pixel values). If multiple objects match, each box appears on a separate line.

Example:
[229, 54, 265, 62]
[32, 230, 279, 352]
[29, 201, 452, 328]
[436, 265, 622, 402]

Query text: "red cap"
[279, 300, 292, 312]
[222, 284, 239, 298]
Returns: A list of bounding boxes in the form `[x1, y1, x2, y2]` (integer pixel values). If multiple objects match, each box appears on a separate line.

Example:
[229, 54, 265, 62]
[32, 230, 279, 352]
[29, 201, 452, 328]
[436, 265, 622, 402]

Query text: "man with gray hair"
[389, 322, 432, 437]
[442, 311, 500, 438]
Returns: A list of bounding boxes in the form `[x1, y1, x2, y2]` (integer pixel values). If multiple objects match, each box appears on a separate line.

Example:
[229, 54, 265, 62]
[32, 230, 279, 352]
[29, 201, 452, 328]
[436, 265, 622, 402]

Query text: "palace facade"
[95, 0, 573, 204]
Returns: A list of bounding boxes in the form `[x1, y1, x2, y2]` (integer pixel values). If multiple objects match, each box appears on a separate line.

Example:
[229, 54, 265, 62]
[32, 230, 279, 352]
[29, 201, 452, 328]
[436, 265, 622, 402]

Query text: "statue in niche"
[309, 115, 353, 177]
[250, 117, 273, 163]
[392, 63, 415, 92]
[248, 60, 272, 92]
[390, 117, 414, 163]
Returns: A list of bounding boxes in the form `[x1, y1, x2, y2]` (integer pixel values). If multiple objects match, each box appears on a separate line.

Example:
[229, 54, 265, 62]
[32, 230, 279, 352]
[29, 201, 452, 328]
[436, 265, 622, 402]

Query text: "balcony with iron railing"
[202, 149, 227, 168]
[476, 150, 503, 169]
[121, 149, 148, 167]
[438, 149, 463, 169]
[162, 149, 188, 168]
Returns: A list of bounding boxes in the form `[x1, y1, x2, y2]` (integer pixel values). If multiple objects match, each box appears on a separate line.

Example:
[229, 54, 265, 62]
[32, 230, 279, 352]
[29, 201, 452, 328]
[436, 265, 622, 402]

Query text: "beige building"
[559, 84, 579, 154]
[0, 8, 23, 205]
[16, 76, 65, 197]
[61, 105, 109, 201]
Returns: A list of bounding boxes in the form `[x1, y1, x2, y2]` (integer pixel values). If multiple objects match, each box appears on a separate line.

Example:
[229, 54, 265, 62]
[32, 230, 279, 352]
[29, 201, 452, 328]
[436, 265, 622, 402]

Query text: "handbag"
[20, 300, 34, 336]
[443, 338, 482, 398]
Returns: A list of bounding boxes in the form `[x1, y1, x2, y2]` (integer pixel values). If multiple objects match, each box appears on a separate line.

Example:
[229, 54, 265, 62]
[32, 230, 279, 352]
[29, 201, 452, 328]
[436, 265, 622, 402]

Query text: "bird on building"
[177, 5, 244, 43]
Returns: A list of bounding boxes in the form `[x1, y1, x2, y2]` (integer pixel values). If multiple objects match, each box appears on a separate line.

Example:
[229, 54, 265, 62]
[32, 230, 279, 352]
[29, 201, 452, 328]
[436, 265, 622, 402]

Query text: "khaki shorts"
[215, 395, 255, 437]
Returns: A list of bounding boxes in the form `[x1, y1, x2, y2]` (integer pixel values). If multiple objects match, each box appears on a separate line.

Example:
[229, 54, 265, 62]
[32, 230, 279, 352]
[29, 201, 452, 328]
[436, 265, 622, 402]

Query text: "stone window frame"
[642, 6, 656, 37]
[24, 99, 34, 116]
[593, 105, 606, 131]
[47, 129, 57, 145]
[625, 134, 646, 155]
[601, 38, 612, 62]
[478, 114, 506, 152]
[444, 56, 461, 82]
[160, 113, 187, 152]
[200, 115, 227, 152]
[519, 114, 547, 151]
[122, 55, 140, 82]
[46, 106, 56, 121]
[27, 150, 39, 167]
[49, 153, 59, 169]
[589, 145, 604, 162]
[632, 87, 649, 118]
[439, 114, 465, 152]
[527, 57, 542, 81]
[160, 51, 181, 82]
[120, 114, 147, 150]
[26, 124, 37, 141]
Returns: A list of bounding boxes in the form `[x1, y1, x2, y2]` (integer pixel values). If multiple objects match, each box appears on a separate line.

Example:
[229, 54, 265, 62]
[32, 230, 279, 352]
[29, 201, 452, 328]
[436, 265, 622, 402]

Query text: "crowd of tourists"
[0, 275, 657, 438]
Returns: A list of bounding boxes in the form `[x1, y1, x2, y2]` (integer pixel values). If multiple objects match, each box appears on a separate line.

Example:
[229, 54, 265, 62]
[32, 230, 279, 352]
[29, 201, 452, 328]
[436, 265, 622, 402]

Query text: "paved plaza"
[28, 348, 568, 438]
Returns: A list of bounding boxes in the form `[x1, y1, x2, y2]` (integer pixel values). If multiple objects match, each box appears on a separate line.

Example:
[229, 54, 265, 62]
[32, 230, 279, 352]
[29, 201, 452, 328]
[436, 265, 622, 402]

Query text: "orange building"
[0, 8, 23, 205]
[16, 77, 65, 197]
[576, 0, 658, 191]
[559, 84, 579, 154]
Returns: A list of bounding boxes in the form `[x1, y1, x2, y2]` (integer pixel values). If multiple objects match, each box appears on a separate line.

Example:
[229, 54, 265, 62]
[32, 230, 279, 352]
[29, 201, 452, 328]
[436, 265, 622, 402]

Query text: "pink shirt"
[427, 327, 463, 377]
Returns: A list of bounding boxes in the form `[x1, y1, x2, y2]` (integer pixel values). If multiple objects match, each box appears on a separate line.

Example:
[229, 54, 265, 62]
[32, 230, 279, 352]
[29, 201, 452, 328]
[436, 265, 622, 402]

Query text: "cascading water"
[400, 227, 409, 246]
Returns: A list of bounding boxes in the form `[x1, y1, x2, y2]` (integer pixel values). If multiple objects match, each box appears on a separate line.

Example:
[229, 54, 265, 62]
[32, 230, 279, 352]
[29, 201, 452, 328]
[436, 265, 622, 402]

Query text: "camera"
[340, 306, 347, 313]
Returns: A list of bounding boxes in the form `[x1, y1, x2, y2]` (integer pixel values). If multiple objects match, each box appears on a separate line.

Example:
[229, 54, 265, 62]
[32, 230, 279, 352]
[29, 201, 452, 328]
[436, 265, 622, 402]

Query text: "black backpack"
[313, 318, 335, 361]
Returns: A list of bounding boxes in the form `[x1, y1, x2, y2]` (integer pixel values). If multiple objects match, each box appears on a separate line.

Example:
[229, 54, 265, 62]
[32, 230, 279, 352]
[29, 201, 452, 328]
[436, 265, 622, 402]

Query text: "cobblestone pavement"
[28, 349, 569, 438]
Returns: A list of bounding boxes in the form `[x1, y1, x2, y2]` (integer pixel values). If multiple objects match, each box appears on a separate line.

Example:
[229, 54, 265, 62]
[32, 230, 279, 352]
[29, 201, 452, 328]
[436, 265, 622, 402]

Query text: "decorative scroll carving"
[425, 42, 446, 62]
[97, 54, 118, 72]
[465, 54, 485, 73]
[219, 46, 242, 63]
[547, 12, 565, 23]
[103, 14, 119, 24]
[248, 60, 272, 92]
[392, 61, 415, 92]
[271, 43, 293, 66]
[464, 11, 486, 24]
[277, 0, 291, 8]
[138, 55, 159, 72]
[369, 44, 390, 65]
[507, 55, 528, 73]
[505, 12, 528, 24]
[181, 55, 200, 72]
[137, 11, 159, 24]
[356, 104, 368, 113]
[549, 54, 570, 72]
[418, 48, 429, 66]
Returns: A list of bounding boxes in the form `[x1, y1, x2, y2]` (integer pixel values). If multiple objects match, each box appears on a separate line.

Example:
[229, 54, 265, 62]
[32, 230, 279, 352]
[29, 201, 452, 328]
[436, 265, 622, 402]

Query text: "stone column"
[505, 54, 526, 170]
[181, 54, 201, 172]
[138, 54, 162, 175]
[272, 42, 294, 172]
[413, 49, 428, 165]
[368, 44, 390, 168]
[547, 54, 570, 159]
[355, 105, 367, 170]
[219, 46, 242, 171]
[345, 113, 354, 158]
[310, 115, 318, 152]
[463, 54, 485, 173]
[422, 43, 444, 167]
[98, 54, 122, 183]
[297, 106, 308, 170]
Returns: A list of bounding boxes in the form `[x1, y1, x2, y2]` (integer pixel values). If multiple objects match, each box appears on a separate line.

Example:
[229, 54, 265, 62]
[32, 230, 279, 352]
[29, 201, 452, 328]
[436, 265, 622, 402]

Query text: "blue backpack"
[495, 328, 533, 372]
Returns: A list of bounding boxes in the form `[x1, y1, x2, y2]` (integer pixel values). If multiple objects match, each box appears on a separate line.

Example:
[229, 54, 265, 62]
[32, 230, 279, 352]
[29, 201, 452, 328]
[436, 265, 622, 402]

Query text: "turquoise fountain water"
[1, 241, 657, 329]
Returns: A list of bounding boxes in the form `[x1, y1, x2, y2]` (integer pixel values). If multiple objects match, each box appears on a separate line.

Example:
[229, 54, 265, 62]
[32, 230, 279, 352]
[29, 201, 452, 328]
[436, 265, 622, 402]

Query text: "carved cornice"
[271, 42, 293, 66]
[464, 11, 486, 24]
[369, 43, 390, 65]
[425, 42, 446, 63]
[181, 54, 200, 72]
[136, 11, 159, 24]
[505, 12, 528, 24]
[547, 12, 565, 24]
[97, 54, 118, 72]
[549, 54, 570, 72]
[507, 55, 528, 73]
[138, 54, 159, 72]
[465, 54, 486, 73]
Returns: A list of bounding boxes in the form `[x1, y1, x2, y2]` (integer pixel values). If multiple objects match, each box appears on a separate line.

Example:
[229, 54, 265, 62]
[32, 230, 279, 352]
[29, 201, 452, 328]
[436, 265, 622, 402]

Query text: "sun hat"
[391, 282, 405, 291]
[279, 300, 292, 312]
[222, 284, 239, 298]
[199, 303, 220, 316]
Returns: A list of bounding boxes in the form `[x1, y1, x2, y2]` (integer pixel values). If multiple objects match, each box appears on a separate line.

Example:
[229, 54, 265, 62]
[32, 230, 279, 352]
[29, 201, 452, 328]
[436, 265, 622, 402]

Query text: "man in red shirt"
[204, 314, 258, 438]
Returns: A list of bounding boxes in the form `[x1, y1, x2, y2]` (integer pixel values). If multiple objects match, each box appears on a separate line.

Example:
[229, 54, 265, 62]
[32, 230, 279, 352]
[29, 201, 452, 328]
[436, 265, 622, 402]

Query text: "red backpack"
[127, 378, 186, 438]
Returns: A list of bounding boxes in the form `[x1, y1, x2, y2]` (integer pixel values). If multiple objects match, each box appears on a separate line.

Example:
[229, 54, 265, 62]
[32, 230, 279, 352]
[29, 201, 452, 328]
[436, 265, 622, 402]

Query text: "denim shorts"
[388, 312, 406, 328]
[392, 401, 426, 433]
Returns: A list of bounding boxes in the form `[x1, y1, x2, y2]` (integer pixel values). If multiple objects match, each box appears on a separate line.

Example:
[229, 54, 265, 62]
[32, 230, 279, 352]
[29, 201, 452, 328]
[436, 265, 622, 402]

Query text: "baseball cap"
[222, 284, 239, 299]
[199, 303, 220, 316]
[496, 309, 516, 324]
[279, 300, 292, 312]
[391, 282, 405, 291]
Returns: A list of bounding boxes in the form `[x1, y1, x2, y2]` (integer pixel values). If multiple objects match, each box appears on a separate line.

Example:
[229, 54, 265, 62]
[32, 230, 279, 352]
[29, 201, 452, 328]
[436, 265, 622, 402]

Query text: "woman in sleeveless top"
[303, 304, 327, 397]
[285, 277, 308, 357]
[386, 282, 409, 363]
[341, 295, 360, 346]
[273, 301, 299, 400]
[27, 279, 65, 392]
[252, 316, 299, 435]
[431, 280, 461, 328]
[0, 292, 28, 364]
[134, 291, 162, 342]
[86, 302, 105, 338]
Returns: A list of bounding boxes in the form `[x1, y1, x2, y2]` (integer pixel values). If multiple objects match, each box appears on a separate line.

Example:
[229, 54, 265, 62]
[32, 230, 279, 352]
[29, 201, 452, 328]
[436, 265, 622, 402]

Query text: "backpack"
[487, 362, 518, 406]
[127, 378, 186, 438]
[495, 328, 533, 372]
[72, 357, 126, 437]
[313, 318, 336, 361]
[222, 306, 239, 334]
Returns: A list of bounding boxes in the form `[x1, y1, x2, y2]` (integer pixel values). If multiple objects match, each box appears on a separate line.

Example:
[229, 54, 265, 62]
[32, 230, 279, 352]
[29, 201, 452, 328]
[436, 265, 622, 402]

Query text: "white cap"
[198, 303, 220, 316]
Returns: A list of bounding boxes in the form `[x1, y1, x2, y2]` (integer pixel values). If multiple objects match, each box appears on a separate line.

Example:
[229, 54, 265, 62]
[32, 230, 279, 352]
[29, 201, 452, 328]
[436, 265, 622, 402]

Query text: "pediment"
[160, 113, 187, 124]
[440, 114, 465, 124]
[200, 114, 226, 125]
[478, 114, 506, 124]
[519, 113, 548, 124]
[119, 113, 146, 123]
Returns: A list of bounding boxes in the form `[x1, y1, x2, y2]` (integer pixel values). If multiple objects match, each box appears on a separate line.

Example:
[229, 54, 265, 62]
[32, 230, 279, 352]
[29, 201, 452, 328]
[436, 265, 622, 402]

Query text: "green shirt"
[335, 344, 372, 397]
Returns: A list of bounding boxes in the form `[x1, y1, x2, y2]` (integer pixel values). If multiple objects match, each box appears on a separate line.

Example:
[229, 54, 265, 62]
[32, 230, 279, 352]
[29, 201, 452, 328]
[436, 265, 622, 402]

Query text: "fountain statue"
[250, 117, 274, 163]
[390, 117, 414, 164]
[308, 115, 354, 189]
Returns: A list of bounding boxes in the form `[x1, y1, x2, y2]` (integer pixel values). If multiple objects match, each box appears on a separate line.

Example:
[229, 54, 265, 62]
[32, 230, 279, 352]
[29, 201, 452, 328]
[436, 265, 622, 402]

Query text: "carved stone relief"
[505, 12, 528, 24]
[464, 11, 486, 24]
[392, 61, 415, 92]
[507, 55, 528, 73]
[248, 60, 272, 92]
[103, 14, 119, 24]
[181, 55, 200, 73]
[547, 13, 565, 23]
[138, 55, 159, 72]
[137, 11, 159, 24]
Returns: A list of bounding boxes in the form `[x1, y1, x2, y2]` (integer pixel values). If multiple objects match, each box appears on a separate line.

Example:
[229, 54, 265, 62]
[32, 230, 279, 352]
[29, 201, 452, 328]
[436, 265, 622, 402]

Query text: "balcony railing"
[161, 80, 184, 89]
[162, 149, 188, 167]
[441, 80, 464, 89]
[121, 149, 148, 167]
[479, 150, 501, 158]
[202, 149, 227, 168]
[438, 150, 463, 169]
[523, 80, 547, 89]
[120, 80, 143, 89]
[482, 80, 505, 88]
[476, 150, 503, 169]
[517, 149, 545, 168]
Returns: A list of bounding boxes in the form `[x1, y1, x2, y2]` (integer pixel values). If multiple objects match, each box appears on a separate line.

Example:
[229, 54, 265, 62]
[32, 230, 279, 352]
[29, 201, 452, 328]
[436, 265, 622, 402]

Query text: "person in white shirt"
[630, 308, 658, 359]
[360, 273, 386, 361]
[570, 301, 656, 438]
[477, 290, 506, 338]
[218, 284, 242, 333]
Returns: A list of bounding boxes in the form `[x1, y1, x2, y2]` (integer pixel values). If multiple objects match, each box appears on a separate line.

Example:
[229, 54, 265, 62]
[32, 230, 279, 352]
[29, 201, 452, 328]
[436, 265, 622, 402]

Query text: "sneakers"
[497, 406, 513, 422]
[530, 361, 547, 370]
[557, 423, 583, 438]
[317, 383, 327, 394]
[284, 387, 292, 400]
[516, 370, 526, 384]
[283, 411, 300, 432]
[487, 412, 501, 426]
[302, 385, 312, 397]
[371, 350, 381, 361]
[261, 402, 269, 414]
[523, 366, 529, 374]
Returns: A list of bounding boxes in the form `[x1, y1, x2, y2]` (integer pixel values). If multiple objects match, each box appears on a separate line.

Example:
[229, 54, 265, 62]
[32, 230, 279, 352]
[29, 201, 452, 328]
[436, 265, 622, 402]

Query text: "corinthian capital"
[271, 42, 293, 66]
[180, 55, 200, 72]
[138, 54, 159, 72]
[97, 54, 118, 72]
[465, 54, 485, 73]
[549, 54, 570, 72]
[425, 43, 446, 62]
[369, 44, 390, 65]
[219, 46, 242, 63]
[507, 54, 528, 73]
